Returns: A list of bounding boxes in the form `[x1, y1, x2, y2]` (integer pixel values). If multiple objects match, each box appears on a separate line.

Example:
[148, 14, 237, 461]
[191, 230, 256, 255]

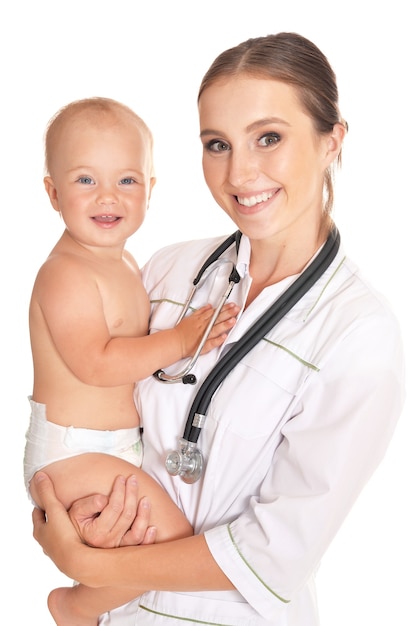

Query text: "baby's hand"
[176, 303, 239, 358]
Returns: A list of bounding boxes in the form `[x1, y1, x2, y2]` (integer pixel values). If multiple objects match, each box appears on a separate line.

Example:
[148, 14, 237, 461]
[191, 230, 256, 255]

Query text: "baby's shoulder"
[33, 250, 97, 300]
[40, 249, 89, 274]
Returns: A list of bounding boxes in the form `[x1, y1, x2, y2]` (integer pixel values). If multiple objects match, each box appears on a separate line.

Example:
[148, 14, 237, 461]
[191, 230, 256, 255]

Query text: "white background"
[1, 1, 415, 624]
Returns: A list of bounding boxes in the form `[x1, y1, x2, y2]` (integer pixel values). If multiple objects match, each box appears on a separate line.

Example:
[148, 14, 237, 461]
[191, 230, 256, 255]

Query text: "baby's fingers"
[213, 303, 240, 324]
[200, 304, 239, 353]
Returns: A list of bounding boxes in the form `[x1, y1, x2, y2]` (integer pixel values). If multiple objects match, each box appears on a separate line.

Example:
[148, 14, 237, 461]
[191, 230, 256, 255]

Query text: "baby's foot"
[48, 587, 98, 626]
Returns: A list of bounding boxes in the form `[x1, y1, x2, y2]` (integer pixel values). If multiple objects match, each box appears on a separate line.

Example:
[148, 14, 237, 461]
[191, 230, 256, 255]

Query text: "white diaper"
[24, 397, 143, 502]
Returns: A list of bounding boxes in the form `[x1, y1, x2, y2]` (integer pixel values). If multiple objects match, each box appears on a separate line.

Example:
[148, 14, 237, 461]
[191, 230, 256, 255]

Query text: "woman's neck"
[245, 217, 332, 306]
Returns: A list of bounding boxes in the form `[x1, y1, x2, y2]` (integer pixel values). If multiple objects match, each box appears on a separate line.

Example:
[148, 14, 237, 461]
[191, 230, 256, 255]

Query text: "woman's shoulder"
[337, 253, 398, 321]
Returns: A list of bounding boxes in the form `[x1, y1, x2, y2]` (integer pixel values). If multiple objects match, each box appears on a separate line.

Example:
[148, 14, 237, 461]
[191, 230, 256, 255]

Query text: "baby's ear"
[43, 176, 60, 213]
[148, 176, 156, 206]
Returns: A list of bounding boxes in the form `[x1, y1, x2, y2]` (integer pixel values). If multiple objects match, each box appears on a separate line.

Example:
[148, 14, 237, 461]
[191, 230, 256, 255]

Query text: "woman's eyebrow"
[200, 128, 222, 138]
[246, 117, 291, 132]
[200, 117, 291, 138]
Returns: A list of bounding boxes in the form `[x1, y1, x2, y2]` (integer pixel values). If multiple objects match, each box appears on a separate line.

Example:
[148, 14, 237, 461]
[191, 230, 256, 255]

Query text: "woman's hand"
[32, 472, 85, 578]
[33, 471, 155, 551]
[32, 472, 155, 589]
[68, 474, 155, 548]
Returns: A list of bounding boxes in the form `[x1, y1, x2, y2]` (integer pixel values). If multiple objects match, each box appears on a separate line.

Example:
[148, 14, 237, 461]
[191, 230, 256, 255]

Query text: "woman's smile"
[236, 189, 278, 208]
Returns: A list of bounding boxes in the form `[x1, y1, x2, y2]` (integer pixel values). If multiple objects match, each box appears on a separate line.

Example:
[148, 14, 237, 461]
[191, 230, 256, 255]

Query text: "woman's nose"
[228, 149, 258, 187]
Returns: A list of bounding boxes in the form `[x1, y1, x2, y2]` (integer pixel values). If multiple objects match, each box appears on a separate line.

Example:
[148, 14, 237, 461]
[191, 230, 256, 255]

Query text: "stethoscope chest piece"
[165, 438, 204, 484]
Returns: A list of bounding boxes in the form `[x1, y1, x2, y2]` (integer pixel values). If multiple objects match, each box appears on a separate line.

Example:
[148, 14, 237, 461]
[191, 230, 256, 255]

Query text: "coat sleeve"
[204, 309, 405, 621]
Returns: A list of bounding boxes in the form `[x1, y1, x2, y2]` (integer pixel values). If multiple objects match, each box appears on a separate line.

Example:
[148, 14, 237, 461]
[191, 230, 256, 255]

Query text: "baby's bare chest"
[99, 266, 150, 337]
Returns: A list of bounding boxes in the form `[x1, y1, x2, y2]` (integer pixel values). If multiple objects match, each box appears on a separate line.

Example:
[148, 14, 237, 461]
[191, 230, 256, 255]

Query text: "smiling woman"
[31, 33, 406, 626]
[199, 77, 345, 302]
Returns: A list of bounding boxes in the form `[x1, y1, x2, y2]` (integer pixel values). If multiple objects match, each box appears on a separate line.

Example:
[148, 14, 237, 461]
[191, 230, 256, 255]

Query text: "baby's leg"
[30, 453, 192, 541]
[31, 454, 192, 625]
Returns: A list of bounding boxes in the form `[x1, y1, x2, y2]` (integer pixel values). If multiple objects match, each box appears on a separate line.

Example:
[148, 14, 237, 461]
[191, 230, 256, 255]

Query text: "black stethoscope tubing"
[183, 226, 340, 443]
[191, 230, 242, 285]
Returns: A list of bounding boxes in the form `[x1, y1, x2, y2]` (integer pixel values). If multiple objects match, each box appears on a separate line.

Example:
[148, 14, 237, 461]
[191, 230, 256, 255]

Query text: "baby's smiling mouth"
[93, 215, 121, 223]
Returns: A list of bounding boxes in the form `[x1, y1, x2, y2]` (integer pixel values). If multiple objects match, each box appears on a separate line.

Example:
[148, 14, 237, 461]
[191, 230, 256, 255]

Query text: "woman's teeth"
[237, 191, 274, 207]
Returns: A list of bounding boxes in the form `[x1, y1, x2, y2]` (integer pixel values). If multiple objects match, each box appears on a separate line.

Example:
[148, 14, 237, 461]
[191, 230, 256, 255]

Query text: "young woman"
[32, 32, 405, 626]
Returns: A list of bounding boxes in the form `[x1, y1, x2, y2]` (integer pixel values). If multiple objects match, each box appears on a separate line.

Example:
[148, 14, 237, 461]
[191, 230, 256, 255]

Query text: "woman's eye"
[120, 177, 135, 185]
[77, 176, 94, 184]
[206, 139, 230, 153]
[259, 133, 281, 147]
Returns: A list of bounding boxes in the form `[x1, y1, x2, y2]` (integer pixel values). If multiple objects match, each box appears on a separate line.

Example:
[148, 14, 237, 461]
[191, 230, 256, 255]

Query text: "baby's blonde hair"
[44, 97, 154, 177]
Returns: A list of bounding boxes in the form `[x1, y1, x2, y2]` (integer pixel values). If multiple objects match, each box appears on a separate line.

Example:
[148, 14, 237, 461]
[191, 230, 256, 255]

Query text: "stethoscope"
[153, 230, 242, 386]
[154, 226, 341, 483]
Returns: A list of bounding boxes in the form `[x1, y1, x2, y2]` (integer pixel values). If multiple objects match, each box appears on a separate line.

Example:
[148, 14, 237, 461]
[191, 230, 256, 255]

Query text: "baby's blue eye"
[120, 178, 135, 185]
[77, 176, 94, 185]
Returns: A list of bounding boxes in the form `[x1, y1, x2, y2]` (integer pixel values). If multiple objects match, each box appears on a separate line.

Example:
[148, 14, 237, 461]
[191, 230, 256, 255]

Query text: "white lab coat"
[101, 232, 405, 625]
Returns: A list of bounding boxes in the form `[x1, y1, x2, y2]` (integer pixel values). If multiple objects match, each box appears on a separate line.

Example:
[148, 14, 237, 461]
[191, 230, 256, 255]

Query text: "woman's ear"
[44, 176, 60, 213]
[325, 122, 346, 166]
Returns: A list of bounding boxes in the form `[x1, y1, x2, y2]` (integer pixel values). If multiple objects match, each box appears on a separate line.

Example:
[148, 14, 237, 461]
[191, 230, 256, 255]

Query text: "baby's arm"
[33, 256, 238, 387]
[67, 302, 239, 386]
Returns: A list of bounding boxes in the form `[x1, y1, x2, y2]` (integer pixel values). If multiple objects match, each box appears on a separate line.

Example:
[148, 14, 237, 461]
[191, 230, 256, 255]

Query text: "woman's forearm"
[32, 472, 233, 593]
[82, 534, 234, 592]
